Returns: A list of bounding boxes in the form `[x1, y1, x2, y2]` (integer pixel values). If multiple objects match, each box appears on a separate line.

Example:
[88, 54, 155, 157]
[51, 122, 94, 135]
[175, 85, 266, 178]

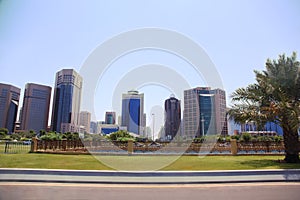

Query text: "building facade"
[0, 83, 21, 133]
[183, 87, 227, 138]
[51, 69, 82, 133]
[121, 90, 144, 135]
[90, 121, 98, 134]
[212, 88, 228, 136]
[164, 95, 181, 140]
[20, 83, 51, 133]
[79, 111, 91, 133]
[105, 111, 116, 124]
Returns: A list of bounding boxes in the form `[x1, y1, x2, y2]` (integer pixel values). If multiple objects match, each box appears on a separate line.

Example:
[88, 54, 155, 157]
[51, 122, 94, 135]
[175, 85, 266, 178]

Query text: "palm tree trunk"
[283, 127, 300, 163]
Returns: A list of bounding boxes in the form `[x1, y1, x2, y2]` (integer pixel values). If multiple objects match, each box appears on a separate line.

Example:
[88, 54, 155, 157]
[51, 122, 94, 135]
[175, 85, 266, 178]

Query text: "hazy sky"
[1, 0, 299, 128]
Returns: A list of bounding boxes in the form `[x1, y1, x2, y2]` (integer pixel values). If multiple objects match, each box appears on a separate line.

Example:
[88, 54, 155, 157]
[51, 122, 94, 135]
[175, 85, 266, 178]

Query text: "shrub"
[241, 132, 252, 142]
[231, 135, 240, 140]
[40, 132, 62, 141]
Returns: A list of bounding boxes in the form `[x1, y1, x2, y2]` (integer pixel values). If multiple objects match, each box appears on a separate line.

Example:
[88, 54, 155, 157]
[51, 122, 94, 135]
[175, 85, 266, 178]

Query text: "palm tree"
[229, 52, 300, 163]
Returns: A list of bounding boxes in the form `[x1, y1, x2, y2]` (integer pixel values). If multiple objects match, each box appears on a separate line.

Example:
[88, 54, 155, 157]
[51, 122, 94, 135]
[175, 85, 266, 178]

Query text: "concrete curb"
[0, 168, 300, 184]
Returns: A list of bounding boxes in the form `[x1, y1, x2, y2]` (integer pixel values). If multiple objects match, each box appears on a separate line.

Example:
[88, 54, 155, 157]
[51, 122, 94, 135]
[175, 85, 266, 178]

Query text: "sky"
[0, 0, 299, 130]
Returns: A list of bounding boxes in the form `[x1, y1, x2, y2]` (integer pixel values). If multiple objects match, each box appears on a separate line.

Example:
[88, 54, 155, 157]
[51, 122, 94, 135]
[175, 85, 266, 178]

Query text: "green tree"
[106, 130, 135, 141]
[21, 130, 36, 139]
[229, 52, 300, 163]
[10, 133, 21, 141]
[40, 132, 62, 141]
[39, 129, 46, 137]
[0, 128, 8, 139]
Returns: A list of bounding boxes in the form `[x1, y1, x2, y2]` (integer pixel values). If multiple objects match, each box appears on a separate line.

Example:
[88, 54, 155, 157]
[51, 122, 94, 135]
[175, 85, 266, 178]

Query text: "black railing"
[3, 141, 31, 154]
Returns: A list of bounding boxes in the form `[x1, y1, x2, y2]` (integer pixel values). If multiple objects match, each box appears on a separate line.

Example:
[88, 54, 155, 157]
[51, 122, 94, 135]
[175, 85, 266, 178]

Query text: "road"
[0, 182, 299, 200]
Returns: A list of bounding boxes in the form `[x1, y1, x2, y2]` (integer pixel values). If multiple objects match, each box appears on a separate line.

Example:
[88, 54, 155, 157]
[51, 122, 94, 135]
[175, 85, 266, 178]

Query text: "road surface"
[0, 182, 299, 200]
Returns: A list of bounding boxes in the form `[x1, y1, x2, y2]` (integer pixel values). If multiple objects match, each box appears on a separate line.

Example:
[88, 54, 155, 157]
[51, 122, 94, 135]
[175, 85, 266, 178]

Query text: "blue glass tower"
[105, 111, 116, 124]
[121, 90, 144, 135]
[51, 69, 82, 133]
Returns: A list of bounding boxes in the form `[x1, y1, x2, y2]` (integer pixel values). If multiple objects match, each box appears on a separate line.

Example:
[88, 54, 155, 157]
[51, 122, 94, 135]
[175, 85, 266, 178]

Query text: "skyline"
[1, 0, 299, 129]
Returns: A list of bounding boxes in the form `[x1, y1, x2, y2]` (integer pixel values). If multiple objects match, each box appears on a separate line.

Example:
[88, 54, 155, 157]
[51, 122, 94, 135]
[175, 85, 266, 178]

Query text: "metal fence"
[2, 141, 31, 154]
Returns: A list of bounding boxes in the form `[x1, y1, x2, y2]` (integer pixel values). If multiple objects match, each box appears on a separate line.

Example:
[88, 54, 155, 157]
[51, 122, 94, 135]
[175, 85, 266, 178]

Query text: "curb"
[0, 168, 300, 184]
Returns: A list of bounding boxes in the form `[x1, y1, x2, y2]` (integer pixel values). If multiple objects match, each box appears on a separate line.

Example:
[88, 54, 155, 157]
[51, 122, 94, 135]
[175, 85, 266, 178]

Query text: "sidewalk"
[0, 168, 299, 184]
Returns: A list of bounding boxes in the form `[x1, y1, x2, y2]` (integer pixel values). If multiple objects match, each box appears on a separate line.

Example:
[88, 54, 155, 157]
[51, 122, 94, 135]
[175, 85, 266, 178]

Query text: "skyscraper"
[121, 90, 144, 135]
[183, 87, 227, 138]
[164, 95, 181, 140]
[79, 111, 91, 133]
[105, 111, 116, 124]
[51, 69, 82, 133]
[212, 88, 227, 136]
[20, 83, 51, 133]
[0, 83, 20, 133]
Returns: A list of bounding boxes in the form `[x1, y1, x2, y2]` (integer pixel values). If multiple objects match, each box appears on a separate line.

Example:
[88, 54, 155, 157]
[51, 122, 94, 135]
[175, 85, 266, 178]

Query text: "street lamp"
[201, 114, 205, 136]
[152, 113, 155, 141]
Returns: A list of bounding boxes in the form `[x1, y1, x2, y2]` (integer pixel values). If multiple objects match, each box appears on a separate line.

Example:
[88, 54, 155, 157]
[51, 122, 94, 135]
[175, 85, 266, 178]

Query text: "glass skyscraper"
[0, 83, 20, 133]
[164, 95, 181, 140]
[51, 69, 82, 133]
[183, 87, 227, 138]
[20, 83, 51, 133]
[105, 111, 116, 124]
[121, 90, 144, 135]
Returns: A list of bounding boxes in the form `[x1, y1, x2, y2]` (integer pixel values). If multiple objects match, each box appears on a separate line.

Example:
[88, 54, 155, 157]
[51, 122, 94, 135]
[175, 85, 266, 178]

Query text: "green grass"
[0, 153, 300, 171]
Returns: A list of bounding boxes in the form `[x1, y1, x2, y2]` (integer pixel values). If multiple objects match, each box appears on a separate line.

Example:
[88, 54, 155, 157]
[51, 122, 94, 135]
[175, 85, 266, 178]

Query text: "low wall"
[31, 138, 287, 155]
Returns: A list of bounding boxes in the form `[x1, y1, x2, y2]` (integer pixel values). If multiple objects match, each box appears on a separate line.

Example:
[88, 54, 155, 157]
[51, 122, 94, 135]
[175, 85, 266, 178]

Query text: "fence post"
[31, 137, 38, 152]
[4, 142, 9, 153]
[62, 139, 67, 151]
[128, 139, 133, 155]
[230, 139, 238, 155]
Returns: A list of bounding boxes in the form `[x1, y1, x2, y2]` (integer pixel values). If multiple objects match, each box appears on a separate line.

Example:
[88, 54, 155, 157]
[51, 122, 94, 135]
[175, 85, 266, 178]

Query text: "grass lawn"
[0, 153, 300, 171]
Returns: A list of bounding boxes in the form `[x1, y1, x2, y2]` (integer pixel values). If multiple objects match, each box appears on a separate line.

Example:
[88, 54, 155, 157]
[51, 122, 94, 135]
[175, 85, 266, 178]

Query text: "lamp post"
[201, 114, 205, 136]
[152, 113, 155, 141]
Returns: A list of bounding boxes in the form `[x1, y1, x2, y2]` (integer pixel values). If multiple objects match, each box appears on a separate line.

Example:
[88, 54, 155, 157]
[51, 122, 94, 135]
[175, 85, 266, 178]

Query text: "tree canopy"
[229, 52, 300, 163]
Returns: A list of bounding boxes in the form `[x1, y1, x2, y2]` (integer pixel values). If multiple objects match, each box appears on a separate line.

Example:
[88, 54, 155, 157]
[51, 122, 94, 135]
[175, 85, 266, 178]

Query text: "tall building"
[79, 111, 91, 133]
[164, 95, 181, 140]
[51, 69, 83, 133]
[212, 88, 228, 136]
[183, 87, 227, 138]
[121, 90, 144, 135]
[0, 83, 21, 133]
[20, 83, 51, 133]
[90, 121, 98, 134]
[105, 111, 116, 124]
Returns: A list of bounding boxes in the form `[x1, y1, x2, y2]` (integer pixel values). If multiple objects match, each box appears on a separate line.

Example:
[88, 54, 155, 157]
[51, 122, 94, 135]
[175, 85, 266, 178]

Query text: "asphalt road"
[0, 182, 299, 200]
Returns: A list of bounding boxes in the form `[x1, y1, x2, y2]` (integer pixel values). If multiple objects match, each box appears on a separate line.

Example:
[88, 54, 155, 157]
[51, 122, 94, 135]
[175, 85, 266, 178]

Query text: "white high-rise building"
[80, 111, 91, 133]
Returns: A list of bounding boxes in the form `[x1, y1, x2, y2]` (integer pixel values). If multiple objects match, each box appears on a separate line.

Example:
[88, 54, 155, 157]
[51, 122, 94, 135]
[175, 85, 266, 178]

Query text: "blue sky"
[0, 0, 299, 127]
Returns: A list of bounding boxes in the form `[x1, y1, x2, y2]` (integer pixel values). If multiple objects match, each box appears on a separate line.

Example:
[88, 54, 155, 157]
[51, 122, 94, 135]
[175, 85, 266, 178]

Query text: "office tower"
[212, 88, 227, 136]
[51, 69, 82, 133]
[142, 113, 146, 136]
[121, 90, 144, 135]
[79, 111, 91, 133]
[164, 95, 181, 140]
[183, 87, 227, 138]
[105, 111, 116, 124]
[20, 83, 51, 133]
[0, 83, 21, 133]
[90, 121, 97, 134]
